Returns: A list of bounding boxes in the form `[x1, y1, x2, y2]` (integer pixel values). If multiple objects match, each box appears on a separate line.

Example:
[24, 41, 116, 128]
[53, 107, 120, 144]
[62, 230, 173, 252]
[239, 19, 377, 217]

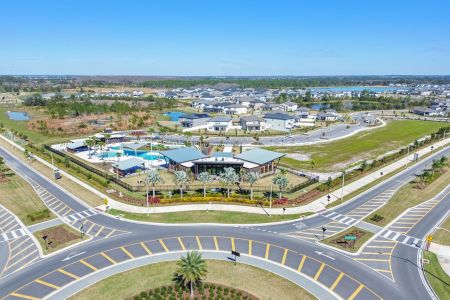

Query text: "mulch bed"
[128, 282, 259, 300]
[38, 225, 79, 250]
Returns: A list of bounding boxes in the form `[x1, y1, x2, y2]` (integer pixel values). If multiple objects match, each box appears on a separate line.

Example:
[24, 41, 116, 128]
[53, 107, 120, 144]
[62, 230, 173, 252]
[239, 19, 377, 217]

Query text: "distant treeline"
[23, 93, 176, 118]
[2, 75, 450, 91]
[274, 90, 430, 111]
[139, 76, 450, 89]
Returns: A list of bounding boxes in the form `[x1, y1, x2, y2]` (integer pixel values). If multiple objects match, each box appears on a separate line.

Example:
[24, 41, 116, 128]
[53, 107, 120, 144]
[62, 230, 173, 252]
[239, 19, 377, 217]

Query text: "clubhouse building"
[160, 147, 284, 178]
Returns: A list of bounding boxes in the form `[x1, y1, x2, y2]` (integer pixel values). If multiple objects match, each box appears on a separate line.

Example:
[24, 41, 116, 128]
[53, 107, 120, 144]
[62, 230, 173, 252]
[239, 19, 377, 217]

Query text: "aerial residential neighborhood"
[0, 1, 450, 300]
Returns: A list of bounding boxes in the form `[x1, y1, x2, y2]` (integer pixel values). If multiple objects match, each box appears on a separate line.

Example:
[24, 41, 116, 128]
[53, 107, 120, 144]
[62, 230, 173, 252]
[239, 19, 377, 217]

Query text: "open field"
[432, 215, 450, 246]
[34, 224, 83, 254]
[268, 120, 446, 171]
[365, 168, 450, 227]
[423, 251, 450, 300]
[321, 227, 373, 253]
[0, 171, 55, 225]
[109, 208, 308, 224]
[0, 137, 104, 207]
[70, 259, 316, 300]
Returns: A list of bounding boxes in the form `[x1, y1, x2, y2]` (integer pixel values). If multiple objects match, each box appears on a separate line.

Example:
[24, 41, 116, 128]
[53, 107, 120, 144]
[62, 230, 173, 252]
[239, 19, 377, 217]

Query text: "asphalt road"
[0, 143, 449, 299]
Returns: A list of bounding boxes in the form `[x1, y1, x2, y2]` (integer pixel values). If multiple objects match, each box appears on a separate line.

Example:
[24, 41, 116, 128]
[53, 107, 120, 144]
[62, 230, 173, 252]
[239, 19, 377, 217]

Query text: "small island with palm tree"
[128, 251, 258, 300]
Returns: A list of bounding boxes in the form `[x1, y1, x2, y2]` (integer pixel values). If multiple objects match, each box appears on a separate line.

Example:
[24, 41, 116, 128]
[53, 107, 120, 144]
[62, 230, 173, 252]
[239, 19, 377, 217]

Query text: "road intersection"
[0, 144, 449, 299]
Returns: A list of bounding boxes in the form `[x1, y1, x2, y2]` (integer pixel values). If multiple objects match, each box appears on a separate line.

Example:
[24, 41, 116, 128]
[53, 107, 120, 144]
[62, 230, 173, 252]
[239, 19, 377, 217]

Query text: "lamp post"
[145, 177, 149, 216]
[269, 182, 273, 209]
[340, 170, 345, 202]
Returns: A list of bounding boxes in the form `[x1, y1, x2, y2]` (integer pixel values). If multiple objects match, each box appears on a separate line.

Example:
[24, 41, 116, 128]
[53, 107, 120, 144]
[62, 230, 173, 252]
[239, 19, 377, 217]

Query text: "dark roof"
[240, 115, 265, 122]
[179, 113, 210, 120]
[209, 115, 232, 122]
[160, 147, 206, 163]
[263, 113, 295, 120]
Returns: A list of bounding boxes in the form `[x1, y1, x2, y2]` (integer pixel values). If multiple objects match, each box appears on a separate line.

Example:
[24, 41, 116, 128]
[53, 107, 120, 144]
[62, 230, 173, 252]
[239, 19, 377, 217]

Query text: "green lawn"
[321, 227, 373, 253]
[70, 260, 316, 300]
[433, 215, 450, 246]
[0, 172, 55, 225]
[268, 120, 446, 171]
[109, 208, 309, 224]
[423, 251, 450, 299]
[365, 168, 450, 227]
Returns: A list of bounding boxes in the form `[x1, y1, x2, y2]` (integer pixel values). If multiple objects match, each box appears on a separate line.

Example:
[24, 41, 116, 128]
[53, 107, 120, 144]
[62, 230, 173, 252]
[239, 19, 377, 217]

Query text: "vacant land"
[321, 227, 373, 253]
[423, 252, 450, 299]
[365, 168, 450, 227]
[71, 260, 316, 300]
[268, 120, 445, 171]
[0, 172, 54, 225]
[432, 215, 450, 246]
[109, 209, 306, 224]
[34, 224, 82, 254]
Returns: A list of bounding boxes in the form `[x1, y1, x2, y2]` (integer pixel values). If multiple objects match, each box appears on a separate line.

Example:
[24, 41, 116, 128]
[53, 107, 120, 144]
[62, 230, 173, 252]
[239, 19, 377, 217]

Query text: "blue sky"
[1, 0, 450, 75]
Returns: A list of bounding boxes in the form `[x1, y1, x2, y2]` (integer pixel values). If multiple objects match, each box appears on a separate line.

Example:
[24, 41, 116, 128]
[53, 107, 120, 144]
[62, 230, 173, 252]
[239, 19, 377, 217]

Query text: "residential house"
[223, 104, 248, 115]
[207, 116, 233, 132]
[281, 101, 298, 112]
[178, 113, 210, 128]
[263, 112, 296, 132]
[240, 116, 268, 132]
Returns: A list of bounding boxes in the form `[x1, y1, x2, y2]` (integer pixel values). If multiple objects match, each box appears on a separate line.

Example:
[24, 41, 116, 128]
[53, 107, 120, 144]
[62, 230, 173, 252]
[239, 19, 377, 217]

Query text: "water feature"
[97, 148, 162, 161]
[7, 111, 30, 121]
[310, 86, 403, 93]
[164, 111, 184, 121]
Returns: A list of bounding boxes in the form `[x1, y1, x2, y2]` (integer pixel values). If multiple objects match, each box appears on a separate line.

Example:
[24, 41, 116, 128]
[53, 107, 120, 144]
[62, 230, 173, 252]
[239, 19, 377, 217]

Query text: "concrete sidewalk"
[429, 243, 450, 277]
[1, 134, 449, 216]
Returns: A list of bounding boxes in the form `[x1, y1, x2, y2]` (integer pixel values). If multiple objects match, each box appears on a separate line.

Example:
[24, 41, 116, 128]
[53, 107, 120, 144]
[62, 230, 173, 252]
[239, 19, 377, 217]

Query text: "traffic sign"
[427, 235, 433, 242]
[103, 198, 108, 205]
[344, 235, 357, 241]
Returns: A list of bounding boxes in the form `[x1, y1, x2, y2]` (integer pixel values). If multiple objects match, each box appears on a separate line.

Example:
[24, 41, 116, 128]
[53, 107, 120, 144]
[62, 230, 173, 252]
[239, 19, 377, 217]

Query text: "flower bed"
[128, 282, 258, 300]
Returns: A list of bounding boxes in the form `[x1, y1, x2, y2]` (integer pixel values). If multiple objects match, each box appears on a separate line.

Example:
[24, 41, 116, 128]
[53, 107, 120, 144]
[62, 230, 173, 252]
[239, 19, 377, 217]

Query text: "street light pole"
[340, 171, 345, 202]
[269, 182, 273, 209]
[146, 178, 149, 216]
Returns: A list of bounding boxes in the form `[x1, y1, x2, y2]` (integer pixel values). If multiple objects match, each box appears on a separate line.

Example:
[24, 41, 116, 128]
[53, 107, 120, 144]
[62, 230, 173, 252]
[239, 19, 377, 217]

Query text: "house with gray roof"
[263, 112, 296, 132]
[178, 113, 210, 128]
[223, 104, 248, 115]
[112, 157, 145, 177]
[240, 115, 268, 132]
[207, 115, 233, 132]
[160, 147, 206, 172]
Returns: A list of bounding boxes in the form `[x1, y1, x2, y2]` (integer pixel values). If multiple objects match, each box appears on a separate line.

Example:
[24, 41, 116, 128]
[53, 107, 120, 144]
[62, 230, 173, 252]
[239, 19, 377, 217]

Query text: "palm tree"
[272, 172, 289, 199]
[0, 156, 10, 180]
[220, 167, 239, 198]
[431, 159, 441, 176]
[174, 170, 189, 198]
[147, 168, 164, 198]
[244, 171, 259, 200]
[198, 171, 212, 198]
[84, 138, 95, 157]
[173, 251, 208, 299]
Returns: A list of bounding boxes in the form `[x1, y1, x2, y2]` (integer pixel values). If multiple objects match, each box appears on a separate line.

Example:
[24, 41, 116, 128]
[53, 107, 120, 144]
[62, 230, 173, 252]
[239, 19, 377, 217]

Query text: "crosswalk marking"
[0, 228, 28, 242]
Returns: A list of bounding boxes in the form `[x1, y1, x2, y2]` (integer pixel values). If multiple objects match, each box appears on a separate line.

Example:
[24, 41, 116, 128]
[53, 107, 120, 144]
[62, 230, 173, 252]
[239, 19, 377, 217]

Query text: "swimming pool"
[97, 149, 162, 161]
[164, 111, 184, 121]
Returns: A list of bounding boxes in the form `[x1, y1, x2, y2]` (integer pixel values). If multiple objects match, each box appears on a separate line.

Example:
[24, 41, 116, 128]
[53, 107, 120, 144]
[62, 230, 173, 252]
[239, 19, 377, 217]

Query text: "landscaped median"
[69, 260, 316, 300]
[33, 224, 88, 254]
[423, 251, 450, 300]
[108, 208, 310, 224]
[320, 227, 374, 253]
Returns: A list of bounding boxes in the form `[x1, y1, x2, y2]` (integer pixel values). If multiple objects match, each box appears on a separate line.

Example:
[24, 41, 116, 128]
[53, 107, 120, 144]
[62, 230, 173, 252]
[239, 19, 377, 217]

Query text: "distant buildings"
[263, 112, 296, 132]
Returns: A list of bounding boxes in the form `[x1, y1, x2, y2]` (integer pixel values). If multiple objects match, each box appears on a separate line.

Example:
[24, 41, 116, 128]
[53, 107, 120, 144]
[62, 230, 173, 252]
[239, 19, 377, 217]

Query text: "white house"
[207, 116, 233, 132]
[263, 112, 296, 132]
[223, 104, 248, 115]
[281, 101, 298, 112]
[240, 116, 268, 132]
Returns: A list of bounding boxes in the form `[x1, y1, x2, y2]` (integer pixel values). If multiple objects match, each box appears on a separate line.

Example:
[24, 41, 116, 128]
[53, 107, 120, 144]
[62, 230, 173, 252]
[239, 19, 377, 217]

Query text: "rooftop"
[66, 140, 86, 149]
[113, 157, 145, 171]
[160, 147, 206, 163]
[209, 115, 232, 122]
[263, 112, 295, 120]
[235, 148, 284, 165]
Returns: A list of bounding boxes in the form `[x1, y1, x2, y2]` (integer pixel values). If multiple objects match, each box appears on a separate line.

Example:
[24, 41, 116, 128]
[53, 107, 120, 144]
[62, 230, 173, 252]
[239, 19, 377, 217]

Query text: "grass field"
[268, 120, 446, 171]
[34, 224, 84, 254]
[423, 251, 450, 299]
[70, 260, 316, 300]
[108, 208, 308, 224]
[432, 215, 450, 246]
[0, 172, 55, 225]
[321, 227, 373, 253]
[365, 169, 450, 227]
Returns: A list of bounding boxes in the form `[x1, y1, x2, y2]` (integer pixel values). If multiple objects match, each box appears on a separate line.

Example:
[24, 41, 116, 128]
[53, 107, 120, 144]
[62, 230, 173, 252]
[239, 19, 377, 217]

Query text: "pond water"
[310, 86, 403, 93]
[7, 111, 30, 121]
[164, 111, 184, 121]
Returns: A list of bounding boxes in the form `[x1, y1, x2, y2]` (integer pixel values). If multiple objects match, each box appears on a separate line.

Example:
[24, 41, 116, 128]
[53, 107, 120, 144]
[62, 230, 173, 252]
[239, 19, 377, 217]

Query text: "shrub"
[140, 291, 148, 298]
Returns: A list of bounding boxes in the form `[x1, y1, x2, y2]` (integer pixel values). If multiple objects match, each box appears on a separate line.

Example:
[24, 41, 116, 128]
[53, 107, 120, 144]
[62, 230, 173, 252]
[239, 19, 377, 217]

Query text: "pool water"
[7, 111, 30, 121]
[164, 111, 184, 121]
[97, 149, 162, 161]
